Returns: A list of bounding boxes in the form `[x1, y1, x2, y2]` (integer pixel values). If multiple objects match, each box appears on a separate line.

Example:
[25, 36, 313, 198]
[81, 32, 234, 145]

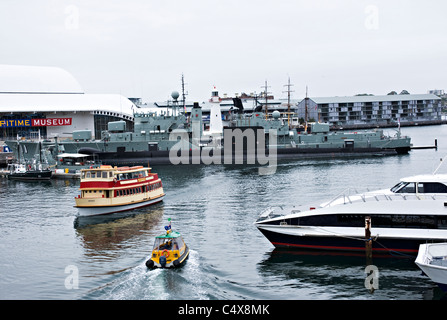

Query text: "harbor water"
[1, 125, 447, 300]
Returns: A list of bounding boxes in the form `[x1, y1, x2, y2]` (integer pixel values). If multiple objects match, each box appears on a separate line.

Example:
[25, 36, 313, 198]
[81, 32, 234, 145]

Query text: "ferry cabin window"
[86, 172, 91, 178]
[131, 171, 145, 179]
[176, 237, 185, 249]
[153, 238, 172, 250]
[172, 240, 179, 251]
[102, 172, 108, 178]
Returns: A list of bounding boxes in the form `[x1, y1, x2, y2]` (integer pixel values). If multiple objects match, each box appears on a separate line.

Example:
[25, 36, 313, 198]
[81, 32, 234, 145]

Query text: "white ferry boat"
[74, 165, 165, 216]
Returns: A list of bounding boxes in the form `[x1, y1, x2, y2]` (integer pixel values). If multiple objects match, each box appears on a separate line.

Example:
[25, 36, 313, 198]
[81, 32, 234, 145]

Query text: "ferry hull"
[76, 195, 164, 217]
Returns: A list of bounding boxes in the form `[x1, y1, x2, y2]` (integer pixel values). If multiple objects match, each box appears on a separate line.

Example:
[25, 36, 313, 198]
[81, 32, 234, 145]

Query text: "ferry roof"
[156, 231, 182, 239]
[81, 165, 149, 172]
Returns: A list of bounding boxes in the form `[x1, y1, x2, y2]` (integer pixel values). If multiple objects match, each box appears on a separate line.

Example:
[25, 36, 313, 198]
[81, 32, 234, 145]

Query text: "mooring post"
[365, 216, 372, 264]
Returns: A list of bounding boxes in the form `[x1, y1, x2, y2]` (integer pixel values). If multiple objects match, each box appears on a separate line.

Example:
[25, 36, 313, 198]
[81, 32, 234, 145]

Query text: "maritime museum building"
[0, 65, 135, 140]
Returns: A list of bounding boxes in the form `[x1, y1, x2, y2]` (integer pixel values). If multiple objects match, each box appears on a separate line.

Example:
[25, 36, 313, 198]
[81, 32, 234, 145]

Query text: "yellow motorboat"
[146, 219, 189, 269]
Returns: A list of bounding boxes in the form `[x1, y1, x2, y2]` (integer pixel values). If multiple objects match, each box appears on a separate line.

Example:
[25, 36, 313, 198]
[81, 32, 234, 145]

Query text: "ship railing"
[257, 191, 447, 221]
[322, 189, 447, 207]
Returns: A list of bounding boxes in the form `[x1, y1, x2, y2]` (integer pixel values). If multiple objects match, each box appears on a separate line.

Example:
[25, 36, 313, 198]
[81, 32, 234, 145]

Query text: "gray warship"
[6, 91, 412, 166]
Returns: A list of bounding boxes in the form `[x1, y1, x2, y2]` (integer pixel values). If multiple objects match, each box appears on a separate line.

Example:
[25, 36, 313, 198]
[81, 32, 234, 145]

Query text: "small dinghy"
[146, 218, 189, 269]
[415, 242, 447, 291]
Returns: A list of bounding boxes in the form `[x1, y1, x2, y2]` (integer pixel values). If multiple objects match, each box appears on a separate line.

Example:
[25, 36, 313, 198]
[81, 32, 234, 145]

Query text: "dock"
[411, 139, 438, 150]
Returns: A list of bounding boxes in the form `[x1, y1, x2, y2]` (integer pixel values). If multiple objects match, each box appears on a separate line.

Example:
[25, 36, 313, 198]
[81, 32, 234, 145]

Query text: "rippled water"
[1, 125, 447, 300]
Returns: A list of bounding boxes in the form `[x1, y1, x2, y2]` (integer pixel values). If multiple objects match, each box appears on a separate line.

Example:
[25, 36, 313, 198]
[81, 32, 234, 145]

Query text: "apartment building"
[296, 94, 442, 127]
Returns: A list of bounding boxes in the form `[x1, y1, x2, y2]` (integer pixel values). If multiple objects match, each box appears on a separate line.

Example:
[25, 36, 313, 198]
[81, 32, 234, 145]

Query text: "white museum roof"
[0, 93, 135, 117]
[0, 64, 84, 94]
[0, 65, 135, 117]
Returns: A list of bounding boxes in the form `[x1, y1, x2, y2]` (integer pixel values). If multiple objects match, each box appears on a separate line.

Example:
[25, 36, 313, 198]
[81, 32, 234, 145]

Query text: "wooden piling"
[365, 216, 373, 264]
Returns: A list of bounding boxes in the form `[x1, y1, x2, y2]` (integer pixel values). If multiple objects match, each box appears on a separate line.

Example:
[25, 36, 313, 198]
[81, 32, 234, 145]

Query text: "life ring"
[162, 249, 170, 258]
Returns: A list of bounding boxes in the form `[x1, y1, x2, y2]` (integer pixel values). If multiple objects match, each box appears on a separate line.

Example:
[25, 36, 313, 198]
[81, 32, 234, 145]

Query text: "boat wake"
[85, 250, 209, 300]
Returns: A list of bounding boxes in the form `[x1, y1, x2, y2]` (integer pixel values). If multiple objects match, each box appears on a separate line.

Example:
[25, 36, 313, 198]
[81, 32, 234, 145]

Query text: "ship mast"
[262, 80, 271, 119]
[181, 73, 188, 114]
[305, 85, 309, 131]
[283, 77, 294, 127]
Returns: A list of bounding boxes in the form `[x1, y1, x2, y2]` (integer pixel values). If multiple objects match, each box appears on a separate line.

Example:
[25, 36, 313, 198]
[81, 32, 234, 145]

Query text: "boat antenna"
[433, 155, 447, 175]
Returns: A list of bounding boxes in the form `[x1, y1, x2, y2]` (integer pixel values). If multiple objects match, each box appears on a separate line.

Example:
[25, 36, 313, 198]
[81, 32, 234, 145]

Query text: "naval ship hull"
[78, 146, 403, 167]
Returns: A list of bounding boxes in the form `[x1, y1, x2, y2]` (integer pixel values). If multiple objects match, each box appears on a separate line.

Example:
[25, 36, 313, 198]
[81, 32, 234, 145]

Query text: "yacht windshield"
[391, 182, 406, 193]
[391, 181, 447, 193]
[390, 182, 416, 193]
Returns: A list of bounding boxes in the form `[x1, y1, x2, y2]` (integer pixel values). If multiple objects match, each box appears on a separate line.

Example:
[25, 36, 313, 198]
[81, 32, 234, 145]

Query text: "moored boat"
[52, 152, 100, 179]
[7, 163, 52, 181]
[7, 139, 52, 181]
[255, 173, 447, 256]
[146, 219, 189, 269]
[415, 243, 447, 291]
[74, 165, 165, 216]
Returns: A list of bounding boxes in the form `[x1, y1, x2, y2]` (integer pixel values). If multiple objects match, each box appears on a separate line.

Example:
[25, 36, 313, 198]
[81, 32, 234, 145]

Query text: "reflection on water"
[74, 204, 165, 251]
[258, 248, 447, 300]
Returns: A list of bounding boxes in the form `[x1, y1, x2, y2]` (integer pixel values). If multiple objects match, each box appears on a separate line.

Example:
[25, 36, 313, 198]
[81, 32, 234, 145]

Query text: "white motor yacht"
[255, 173, 447, 256]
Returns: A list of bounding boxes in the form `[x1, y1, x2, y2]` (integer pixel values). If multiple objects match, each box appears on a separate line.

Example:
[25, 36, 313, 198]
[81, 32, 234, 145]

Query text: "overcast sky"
[1, 0, 446, 102]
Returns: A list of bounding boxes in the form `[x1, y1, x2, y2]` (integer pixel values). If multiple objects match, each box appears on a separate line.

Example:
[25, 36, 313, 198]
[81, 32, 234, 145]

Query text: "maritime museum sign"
[0, 118, 72, 128]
